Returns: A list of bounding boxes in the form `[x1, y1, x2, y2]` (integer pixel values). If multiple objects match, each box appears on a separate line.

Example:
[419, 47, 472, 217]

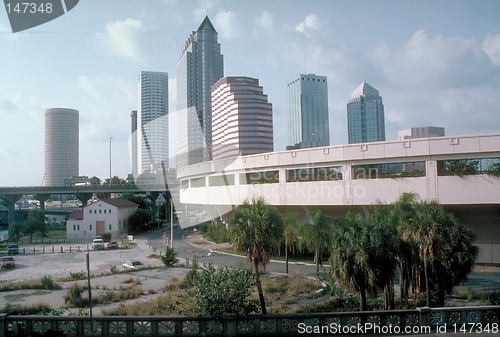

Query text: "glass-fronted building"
[176, 16, 224, 167]
[347, 81, 385, 144]
[137, 71, 169, 173]
[287, 74, 329, 149]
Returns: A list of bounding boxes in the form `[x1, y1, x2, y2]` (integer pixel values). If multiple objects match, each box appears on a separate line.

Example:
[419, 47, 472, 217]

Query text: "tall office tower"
[137, 71, 169, 173]
[398, 126, 445, 140]
[176, 16, 224, 167]
[287, 74, 329, 149]
[347, 81, 386, 144]
[44, 108, 79, 186]
[130, 110, 138, 175]
[212, 76, 273, 160]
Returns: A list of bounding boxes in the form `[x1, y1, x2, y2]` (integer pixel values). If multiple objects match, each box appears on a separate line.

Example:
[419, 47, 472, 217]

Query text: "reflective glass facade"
[176, 16, 224, 167]
[347, 82, 385, 144]
[287, 74, 329, 149]
[137, 71, 169, 173]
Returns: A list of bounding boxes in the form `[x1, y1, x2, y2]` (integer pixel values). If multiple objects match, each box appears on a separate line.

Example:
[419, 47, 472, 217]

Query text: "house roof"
[91, 198, 139, 208]
[68, 210, 83, 220]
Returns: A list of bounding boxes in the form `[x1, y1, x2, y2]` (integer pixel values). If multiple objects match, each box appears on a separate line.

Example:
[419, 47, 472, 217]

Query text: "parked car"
[0, 256, 15, 269]
[123, 260, 146, 270]
[7, 244, 19, 255]
[107, 241, 119, 249]
[92, 239, 105, 250]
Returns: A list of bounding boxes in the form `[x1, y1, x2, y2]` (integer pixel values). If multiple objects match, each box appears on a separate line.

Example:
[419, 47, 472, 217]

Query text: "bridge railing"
[1, 306, 499, 336]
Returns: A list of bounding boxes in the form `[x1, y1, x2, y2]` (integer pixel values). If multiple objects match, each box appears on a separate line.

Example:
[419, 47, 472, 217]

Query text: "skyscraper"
[176, 16, 224, 167]
[44, 108, 79, 186]
[137, 71, 169, 173]
[347, 81, 385, 144]
[211, 76, 273, 160]
[287, 74, 329, 149]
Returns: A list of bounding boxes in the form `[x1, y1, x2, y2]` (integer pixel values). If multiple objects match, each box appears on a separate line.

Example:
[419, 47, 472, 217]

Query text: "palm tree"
[330, 212, 375, 311]
[227, 197, 284, 314]
[299, 209, 331, 275]
[399, 200, 450, 307]
[369, 203, 400, 310]
[282, 212, 299, 274]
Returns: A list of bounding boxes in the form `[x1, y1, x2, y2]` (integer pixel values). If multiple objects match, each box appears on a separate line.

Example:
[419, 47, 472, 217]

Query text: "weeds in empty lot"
[0, 275, 61, 292]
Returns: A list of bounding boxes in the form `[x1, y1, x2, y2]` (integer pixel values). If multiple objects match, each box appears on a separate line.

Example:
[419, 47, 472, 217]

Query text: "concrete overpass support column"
[34, 194, 50, 211]
[343, 164, 353, 205]
[147, 192, 160, 224]
[0, 194, 22, 225]
[425, 160, 438, 201]
[279, 168, 286, 205]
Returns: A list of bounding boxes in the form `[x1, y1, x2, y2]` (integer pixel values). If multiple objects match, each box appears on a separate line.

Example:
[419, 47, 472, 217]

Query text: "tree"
[185, 264, 258, 317]
[23, 210, 48, 242]
[369, 204, 400, 310]
[282, 212, 299, 274]
[127, 209, 152, 233]
[299, 209, 331, 275]
[227, 197, 284, 314]
[330, 212, 374, 311]
[89, 176, 101, 186]
[398, 200, 451, 307]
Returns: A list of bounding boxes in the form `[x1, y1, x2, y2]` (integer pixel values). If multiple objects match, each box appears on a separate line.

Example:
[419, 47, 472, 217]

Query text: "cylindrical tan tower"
[44, 108, 79, 186]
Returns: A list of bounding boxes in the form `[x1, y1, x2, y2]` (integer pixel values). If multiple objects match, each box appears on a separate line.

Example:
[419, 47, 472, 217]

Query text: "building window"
[104, 210, 106, 213]
[77, 225, 80, 231]
[90, 225, 92, 231]
[89, 210, 91, 214]
[109, 209, 111, 213]
[94, 210, 97, 213]
[99, 210, 102, 214]
[73, 225, 76, 231]
[109, 224, 112, 230]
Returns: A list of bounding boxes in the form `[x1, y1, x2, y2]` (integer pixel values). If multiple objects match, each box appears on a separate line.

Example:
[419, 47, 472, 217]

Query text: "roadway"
[143, 227, 322, 277]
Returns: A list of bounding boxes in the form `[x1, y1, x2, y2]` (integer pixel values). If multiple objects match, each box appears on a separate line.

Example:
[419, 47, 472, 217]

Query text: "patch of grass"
[0, 276, 61, 292]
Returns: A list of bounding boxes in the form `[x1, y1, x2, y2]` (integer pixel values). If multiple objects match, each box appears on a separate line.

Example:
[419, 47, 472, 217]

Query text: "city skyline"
[1, 0, 500, 185]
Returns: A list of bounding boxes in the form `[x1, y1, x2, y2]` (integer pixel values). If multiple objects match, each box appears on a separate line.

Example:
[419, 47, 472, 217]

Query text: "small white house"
[67, 198, 138, 240]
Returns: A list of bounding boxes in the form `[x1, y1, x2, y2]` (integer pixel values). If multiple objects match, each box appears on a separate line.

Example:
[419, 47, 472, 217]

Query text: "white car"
[123, 260, 146, 270]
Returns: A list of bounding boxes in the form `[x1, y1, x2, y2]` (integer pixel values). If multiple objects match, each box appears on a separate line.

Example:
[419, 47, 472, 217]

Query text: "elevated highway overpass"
[177, 133, 500, 264]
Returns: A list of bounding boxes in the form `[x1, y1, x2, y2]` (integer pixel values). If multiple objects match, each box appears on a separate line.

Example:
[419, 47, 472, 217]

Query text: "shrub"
[184, 264, 259, 317]
[40, 275, 57, 290]
[161, 246, 179, 267]
[100, 233, 112, 242]
[64, 283, 89, 307]
[200, 223, 228, 243]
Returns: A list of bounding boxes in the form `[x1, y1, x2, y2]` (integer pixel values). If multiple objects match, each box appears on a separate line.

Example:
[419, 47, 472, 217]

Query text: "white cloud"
[215, 10, 241, 39]
[90, 18, 159, 63]
[255, 10, 274, 31]
[483, 33, 500, 66]
[295, 13, 326, 37]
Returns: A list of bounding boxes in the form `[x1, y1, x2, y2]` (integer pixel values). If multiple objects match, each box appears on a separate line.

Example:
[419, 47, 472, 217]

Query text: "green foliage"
[441, 159, 479, 177]
[8, 222, 23, 242]
[109, 265, 118, 274]
[23, 210, 48, 242]
[127, 209, 152, 233]
[488, 291, 500, 305]
[161, 246, 179, 267]
[488, 160, 500, 177]
[100, 233, 112, 242]
[64, 283, 90, 307]
[184, 264, 259, 317]
[299, 209, 332, 274]
[40, 275, 57, 290]
[200, 222, 228, 243]
[68, 271, 87, 281]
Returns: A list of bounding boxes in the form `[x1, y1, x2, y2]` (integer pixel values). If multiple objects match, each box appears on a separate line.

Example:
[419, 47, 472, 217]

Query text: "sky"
[0, 0, 499, 186]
